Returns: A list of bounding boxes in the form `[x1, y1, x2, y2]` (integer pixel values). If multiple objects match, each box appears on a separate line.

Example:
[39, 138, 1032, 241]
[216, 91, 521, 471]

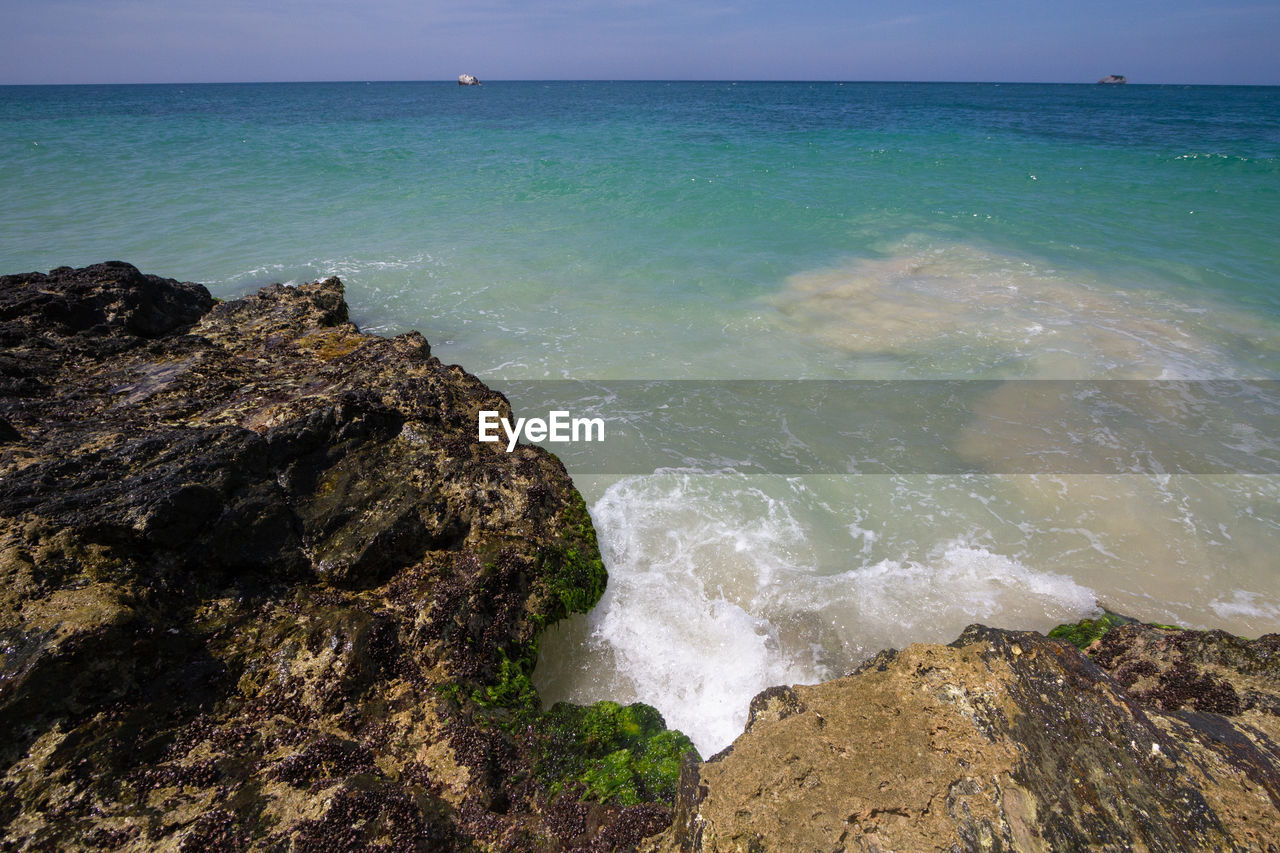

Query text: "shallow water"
[3, 81, 1279, 753]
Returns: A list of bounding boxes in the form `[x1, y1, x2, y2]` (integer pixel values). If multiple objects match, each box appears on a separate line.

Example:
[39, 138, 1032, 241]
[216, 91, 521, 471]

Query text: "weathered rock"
[458, 74, 481, 86]
[1092, 619, 1280, 716]
[0, 263, 691, 851]
[649, 623, 1280, 852]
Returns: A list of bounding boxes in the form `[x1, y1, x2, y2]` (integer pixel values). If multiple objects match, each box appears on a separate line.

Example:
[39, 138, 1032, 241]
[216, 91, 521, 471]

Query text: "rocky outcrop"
[1097, 74, 1127, 84]
[458, 75, 481, 86]
[651, 621, 1280, 852]
[9, 262, 1279, 852]
[0, 262, 692, 851]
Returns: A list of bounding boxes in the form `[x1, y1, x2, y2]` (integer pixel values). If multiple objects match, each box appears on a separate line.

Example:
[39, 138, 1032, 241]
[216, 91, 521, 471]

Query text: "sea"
[3, 81, 1279, 754]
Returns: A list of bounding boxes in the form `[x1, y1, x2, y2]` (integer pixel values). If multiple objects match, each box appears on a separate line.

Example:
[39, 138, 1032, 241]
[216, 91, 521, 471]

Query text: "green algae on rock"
[1046, 609, 1136, 649]
[0, 262, 692, 852]
[536, 701, 696, 807]
[1047, 609, 1192, 651]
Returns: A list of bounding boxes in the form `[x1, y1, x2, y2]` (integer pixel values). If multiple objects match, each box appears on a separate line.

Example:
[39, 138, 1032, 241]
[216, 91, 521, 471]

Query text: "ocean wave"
[535, 472, 1100, 754]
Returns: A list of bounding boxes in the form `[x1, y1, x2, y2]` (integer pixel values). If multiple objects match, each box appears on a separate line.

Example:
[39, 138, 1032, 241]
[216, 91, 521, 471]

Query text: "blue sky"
[2, 0, 1277, 84]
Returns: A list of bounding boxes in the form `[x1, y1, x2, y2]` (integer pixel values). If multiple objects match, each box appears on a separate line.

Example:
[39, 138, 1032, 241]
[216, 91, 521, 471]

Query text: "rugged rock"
[458, 75, 481, 86]
[650, 621, 1280, 852]
[0, 262, 692, 851]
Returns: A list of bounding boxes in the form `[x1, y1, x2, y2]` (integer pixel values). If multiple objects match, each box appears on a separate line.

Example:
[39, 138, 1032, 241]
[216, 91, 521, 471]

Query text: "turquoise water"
[4, 81, 1280, 751]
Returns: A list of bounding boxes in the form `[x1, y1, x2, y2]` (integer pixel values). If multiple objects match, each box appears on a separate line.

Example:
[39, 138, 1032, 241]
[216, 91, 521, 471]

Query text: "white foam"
[530, 475, 823, 753]
[818, 542, 1098, 657]
[537, 473, 1099, 755]
[1210, 589, 1280, 621]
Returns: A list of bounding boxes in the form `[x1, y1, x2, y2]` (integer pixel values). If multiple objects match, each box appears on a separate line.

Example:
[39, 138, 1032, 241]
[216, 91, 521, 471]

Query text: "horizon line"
[3, 78, 1278, 88]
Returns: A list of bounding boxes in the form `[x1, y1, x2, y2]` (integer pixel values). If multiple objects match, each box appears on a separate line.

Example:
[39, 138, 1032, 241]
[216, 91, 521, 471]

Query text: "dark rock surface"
[649, 621, 1280, 852]
[0, 262, 691, 851]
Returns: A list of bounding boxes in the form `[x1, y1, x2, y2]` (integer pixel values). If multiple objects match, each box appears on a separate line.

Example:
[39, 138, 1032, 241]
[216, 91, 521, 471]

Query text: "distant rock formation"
[1098, 74, 1127, 84]
[649, 621, 1280, 851]
[458, 73, 481, 86]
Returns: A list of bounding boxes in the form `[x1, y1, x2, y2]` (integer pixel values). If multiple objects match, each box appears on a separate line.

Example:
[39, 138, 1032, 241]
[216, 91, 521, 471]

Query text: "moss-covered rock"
[1046, 609, 1136, 649]
[535, 701, 698, 806]
[532, 491, 609, 632]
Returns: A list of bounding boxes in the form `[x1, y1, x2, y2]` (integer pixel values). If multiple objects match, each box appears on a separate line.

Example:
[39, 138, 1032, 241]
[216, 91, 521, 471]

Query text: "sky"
[1, 0, 1278, 85]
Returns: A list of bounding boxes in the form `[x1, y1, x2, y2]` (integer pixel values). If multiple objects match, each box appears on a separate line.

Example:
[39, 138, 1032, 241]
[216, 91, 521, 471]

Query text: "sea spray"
[536, 473, 1101, 754]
